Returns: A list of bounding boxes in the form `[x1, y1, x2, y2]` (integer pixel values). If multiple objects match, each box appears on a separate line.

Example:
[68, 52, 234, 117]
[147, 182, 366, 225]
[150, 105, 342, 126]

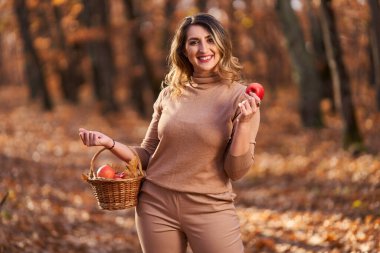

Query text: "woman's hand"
[237, 92, 261, 123]
[78, 128, 114, 148]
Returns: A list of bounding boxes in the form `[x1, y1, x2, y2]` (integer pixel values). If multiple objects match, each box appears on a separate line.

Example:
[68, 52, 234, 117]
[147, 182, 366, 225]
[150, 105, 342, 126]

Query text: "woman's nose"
[198, 41, 208, 52]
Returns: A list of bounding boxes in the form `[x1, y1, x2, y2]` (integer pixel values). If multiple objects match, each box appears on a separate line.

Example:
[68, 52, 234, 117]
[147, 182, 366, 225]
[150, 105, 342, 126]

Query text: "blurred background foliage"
[1, 0, 379, 151]
[1, 1, 380, 252]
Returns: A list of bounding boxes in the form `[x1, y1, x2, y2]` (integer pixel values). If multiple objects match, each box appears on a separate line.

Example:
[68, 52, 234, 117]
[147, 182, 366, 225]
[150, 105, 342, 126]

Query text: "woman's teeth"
[198, 55, 212, 61]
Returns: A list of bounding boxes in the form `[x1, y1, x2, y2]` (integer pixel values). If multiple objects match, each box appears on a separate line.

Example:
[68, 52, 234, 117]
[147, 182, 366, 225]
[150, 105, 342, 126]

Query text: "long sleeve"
[131, 89, 165, 169]
[224, 146, 254, 181]
[223, 92, 256, 181]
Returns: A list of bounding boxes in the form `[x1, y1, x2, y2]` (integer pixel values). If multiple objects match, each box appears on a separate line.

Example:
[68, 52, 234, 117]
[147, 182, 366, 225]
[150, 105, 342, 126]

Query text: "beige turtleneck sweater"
[132, 75, 255, 194]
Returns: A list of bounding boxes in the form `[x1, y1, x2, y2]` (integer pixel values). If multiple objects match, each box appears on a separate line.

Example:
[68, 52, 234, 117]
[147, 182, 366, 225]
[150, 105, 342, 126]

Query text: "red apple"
[246, 83, 265, 100]
[113, 171, 126, 180]
[96, 164, 115, 179]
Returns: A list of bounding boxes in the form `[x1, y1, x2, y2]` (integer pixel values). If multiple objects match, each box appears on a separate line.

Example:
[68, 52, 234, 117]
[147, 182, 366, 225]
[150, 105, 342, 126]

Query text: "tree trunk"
[319, 0, 363, 151]
[123, 0, 158, 117]
[196, 0, 207, 12]
[305, 0, 335, 112]
[161, 0, 177, 56]
[160, 0, 177, 83]
[368, 0, 380, 110]
[81, 0, 118, 113]
[275, 0, 323, 128]
[52, 4, 85, 103]
[368, 29, 376, 88]
[14, 0, 52, 110]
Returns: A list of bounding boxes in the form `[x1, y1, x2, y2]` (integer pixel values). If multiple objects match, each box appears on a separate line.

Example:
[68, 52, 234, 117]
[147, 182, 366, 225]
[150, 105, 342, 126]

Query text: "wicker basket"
[82, 147, 145, 210]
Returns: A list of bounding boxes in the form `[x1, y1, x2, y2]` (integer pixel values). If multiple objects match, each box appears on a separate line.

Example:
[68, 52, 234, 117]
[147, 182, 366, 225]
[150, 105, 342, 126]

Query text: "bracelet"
[108, 139, 116, 150]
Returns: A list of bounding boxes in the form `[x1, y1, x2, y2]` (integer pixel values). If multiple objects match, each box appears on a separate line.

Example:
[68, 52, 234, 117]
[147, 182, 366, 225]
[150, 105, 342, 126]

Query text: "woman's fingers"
[238, 89, 263, 121]
[78, 128, 86, 145]
[78, 128, 111, 147]
[240, 98, 258, 112]
[79, 131, 85, 143]
[79, 128, 96, 146]
[238, 94, 261, 122]
[248, 92, 261, 107]
[89, 131, 100, 146]
[78, 128, 88, 144]
[90, 132, 95, 144]
[84, 131, 91, 146]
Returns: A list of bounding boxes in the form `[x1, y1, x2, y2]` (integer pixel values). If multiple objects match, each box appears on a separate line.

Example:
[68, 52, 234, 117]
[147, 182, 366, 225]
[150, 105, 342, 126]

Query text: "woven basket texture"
[83, 147, 144, 210]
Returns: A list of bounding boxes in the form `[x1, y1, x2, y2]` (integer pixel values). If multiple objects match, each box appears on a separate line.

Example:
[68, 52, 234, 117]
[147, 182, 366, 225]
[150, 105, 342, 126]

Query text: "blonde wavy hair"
[163, 13, 243, 97]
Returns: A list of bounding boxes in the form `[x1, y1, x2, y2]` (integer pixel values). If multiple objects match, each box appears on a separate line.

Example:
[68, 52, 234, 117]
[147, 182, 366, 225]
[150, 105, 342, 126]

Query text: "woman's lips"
[197, 55, 213, 63]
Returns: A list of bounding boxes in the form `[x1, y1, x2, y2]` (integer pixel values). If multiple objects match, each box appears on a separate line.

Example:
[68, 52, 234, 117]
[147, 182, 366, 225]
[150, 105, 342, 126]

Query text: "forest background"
[0, 0, 380, 252]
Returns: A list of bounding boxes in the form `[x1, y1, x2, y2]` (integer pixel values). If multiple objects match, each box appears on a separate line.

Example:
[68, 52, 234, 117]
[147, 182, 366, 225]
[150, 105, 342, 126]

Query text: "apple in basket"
[96, 164, 116, 179]
[113, 171, 126, 180]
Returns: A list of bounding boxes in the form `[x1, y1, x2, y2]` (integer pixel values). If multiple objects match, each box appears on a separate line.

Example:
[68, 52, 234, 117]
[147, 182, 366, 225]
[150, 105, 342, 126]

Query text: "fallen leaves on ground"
[0, 85, 379, 253]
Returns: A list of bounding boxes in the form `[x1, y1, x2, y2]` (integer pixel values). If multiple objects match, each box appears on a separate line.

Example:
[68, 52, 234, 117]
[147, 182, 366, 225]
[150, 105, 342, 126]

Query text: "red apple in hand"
[96, 164, 115, 179]
[246, 83, 265, 100]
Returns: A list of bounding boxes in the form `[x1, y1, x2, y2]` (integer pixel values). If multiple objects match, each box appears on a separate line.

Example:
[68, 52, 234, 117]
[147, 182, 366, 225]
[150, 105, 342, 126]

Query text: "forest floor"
[0, 84, 379, 253]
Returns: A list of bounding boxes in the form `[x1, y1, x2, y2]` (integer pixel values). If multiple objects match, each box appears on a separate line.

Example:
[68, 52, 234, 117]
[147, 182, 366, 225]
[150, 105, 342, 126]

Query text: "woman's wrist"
[236, 120, 257, 142]
[107, 139, 116, 150]
[237, 119, 254, 130]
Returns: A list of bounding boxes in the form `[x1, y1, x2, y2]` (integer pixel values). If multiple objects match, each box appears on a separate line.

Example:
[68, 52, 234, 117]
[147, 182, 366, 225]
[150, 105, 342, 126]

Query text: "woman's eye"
[207, 38, 215, 43]
[189, 40, 198, 45]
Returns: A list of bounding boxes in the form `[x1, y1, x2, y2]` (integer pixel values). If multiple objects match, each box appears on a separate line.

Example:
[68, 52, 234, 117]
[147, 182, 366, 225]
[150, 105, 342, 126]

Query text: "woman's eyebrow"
[187, 34, 212, 41]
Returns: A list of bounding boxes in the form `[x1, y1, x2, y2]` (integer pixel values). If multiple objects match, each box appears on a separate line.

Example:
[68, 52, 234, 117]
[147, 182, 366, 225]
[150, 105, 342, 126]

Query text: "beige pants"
[135, 181, 244, 253]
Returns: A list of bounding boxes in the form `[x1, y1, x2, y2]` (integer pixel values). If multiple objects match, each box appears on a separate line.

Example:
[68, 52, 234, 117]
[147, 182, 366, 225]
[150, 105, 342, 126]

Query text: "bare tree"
[368, 0, 380, 110]
[81, 0, 118, 113]
[275, 0, 323, 128]
[319, 0, 363, 151]
[161, 0, 177, 59]
[123, 0, 160, 117]
[305, 0, 334, 112]
[14, 0, 52, 110]
[51, 2, 85, 103]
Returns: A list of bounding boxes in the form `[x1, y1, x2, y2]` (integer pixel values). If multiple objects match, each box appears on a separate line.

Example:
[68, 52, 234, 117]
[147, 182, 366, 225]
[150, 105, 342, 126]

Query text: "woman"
[79, 13, 261, 253]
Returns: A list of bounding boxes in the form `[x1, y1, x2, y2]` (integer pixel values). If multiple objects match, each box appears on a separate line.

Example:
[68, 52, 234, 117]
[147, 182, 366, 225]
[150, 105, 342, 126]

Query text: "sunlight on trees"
[0, 0, 379, 252]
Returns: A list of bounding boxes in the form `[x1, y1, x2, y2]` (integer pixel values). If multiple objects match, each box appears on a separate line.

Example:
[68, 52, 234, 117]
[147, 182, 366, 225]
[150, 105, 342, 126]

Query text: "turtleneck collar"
[189, 73, 223, 89]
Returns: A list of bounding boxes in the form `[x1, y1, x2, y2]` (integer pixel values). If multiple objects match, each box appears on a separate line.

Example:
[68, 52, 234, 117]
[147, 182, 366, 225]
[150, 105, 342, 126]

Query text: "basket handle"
[89, 146, 143, 178]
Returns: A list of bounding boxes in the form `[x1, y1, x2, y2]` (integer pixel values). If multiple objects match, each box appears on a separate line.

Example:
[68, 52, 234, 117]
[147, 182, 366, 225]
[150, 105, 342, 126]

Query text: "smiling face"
[184, 25, 221, 76]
